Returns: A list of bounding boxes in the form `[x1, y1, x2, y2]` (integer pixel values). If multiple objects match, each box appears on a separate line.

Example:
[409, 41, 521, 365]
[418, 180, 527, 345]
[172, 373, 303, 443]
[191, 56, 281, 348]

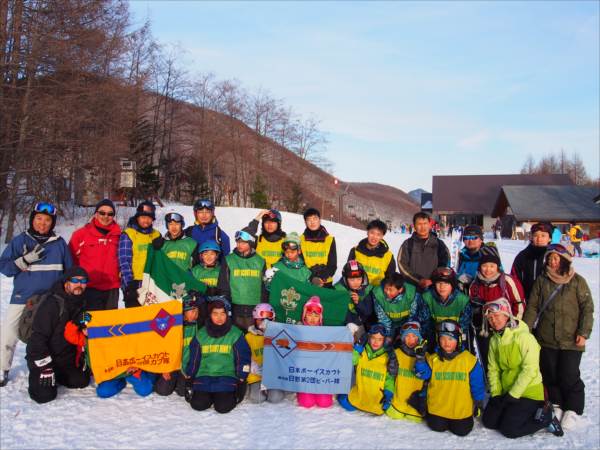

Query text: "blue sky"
[129, 1, 599, 192]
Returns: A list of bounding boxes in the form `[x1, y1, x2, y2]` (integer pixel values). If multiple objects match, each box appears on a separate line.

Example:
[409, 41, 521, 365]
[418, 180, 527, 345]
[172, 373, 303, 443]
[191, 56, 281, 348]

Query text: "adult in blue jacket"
[0, 202, 72, 386]
[185, 199, 230, 262]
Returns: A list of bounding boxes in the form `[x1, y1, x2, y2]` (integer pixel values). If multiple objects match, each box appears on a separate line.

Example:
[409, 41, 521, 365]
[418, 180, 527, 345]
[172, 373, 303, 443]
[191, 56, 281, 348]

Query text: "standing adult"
[398, 212, 450, 291]
[568, 223, 584, 257]
[184, 199, 231, 260]
[26, 267, 91, 403]
[510, 222, 552, 299]
[0, 202, 72, 387]
[523, 244, 594, 430]
[300, 207, 337, 287]
[118, 201, 160, 308]
[69, 199, 121, 311]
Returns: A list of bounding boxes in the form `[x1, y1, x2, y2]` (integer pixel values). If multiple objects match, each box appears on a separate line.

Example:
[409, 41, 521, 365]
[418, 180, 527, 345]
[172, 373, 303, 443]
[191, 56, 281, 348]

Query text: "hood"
[356, 237, 390, 258]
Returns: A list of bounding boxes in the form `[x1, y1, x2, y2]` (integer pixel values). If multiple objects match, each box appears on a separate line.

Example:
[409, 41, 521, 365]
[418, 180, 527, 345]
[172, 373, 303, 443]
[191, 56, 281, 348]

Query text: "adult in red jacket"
[69, 199, 121, 311]
[469, 246, 525, 371]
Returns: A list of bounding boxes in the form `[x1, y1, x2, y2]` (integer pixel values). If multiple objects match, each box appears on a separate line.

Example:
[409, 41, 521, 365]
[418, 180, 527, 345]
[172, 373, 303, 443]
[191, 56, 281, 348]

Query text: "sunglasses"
[463, 235, 480, 241]
[436, 321, 461, 334]
[235, 230, 254, 242]
[34, 202, 57, 216]
[97, 210, 115, 217]
[165, 212, 184, 223]
[69, 277, 88, 284]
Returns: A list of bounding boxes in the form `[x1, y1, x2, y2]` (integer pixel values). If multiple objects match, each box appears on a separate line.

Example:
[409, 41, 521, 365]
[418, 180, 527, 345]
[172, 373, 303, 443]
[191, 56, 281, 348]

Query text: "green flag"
[268, 271, 347, 326]
[137, 247, 207, 306]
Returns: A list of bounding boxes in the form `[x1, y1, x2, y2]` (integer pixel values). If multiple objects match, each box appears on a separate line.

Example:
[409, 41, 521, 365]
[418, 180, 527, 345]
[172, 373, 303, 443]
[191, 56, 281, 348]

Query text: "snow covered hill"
[1, 206, 598, 449]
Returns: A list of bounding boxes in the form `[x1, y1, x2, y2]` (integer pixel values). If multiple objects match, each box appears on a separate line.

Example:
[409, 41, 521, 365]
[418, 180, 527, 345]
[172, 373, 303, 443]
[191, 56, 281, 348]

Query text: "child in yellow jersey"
[414, 319, 485, 436]
[245, 303, 285, 404]
[387, 321, 425, 422]
[337, 324, 395, 415]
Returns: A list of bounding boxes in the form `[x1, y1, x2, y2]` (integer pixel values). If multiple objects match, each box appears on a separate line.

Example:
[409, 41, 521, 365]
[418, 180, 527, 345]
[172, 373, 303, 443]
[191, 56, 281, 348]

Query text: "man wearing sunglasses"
[184, 199, 230, 261]
[69, 199, 121, 311]
[0, 202, 73, 387]
[25, 266, 91, 403]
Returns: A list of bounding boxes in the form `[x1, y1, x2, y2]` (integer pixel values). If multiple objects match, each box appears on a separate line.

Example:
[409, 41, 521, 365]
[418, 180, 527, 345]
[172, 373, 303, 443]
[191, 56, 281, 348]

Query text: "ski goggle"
[165, 212, 184, 223]
[68, 277, 88, 284]
[463, 235, 480, 241]
[235, 230, 255, 243]
[263, 210, 281, 222]
[401, 321, 421, 332]
[34, 202, 57, 216]
[483, 302, 511, 315]
[194, 199, 214, 211]
[432, 267, 454, 278]
[436, 321, 461, 334]
[255, 310, 275, 320]
[283, 242, 299, 250]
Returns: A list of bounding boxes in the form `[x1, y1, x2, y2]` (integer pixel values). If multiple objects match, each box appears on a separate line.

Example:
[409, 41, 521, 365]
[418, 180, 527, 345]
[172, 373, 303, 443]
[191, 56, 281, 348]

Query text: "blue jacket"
[184, 219, 230, 259]
[456, 247, 481, 280]
[0, 232, 72, 305]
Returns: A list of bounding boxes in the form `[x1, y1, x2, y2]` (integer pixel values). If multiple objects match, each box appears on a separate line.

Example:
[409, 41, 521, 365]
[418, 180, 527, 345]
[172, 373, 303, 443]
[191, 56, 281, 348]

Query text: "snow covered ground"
[1, 205, 598, 449]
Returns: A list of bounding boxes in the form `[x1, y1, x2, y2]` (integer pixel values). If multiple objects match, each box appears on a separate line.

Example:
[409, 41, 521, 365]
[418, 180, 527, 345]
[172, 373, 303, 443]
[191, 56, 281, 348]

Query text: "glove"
[387, 351, 399, 377]
[414, 360, 431, 380]
[124, 282, 139, 308]
[353, 343, 364, 354]
[457, 273, 473, 286]
[184, 378, 193, 403]
[380, 389, 393, 411]
[250, 360, 262, 376]
[77, 312, 92, 330]
[15, 244, 45, 270]
[414, 340, 427, 361]
[152, 236, 165, 250]
[263, 267, 279, 284]
[34, 357, 55, 388]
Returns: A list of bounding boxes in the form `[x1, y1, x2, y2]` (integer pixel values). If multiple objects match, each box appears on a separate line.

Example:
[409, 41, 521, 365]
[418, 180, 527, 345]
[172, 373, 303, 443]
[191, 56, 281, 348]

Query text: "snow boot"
[0, 370, 8, 387]
[547, 414, 564, 437]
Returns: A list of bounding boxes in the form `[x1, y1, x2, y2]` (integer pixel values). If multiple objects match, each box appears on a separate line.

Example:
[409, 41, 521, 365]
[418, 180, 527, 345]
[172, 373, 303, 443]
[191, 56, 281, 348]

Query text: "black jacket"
[510, 243, 547, 299]
[397, 233, 450, 284]
[26, 282, 85, 368]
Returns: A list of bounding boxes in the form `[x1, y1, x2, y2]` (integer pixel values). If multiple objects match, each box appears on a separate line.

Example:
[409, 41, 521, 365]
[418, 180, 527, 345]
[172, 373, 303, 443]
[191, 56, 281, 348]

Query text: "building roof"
[492, 185, 600, 222]
[432, 174, 573, 215]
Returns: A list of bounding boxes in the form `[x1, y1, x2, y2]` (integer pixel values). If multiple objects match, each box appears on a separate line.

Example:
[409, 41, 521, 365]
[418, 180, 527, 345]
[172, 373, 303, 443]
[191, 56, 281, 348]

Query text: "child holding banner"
[337, 324, 395, 415]
[372, 273, 418, 342]
[414, 320, 485, 436]
[387, 321, 425, 422]
[336, 260, 375, 342]
[245, 303, 285, 403]
[184, 297, 251, 413]
[297, 297, 333, 408]
[269, 233, 312, 284]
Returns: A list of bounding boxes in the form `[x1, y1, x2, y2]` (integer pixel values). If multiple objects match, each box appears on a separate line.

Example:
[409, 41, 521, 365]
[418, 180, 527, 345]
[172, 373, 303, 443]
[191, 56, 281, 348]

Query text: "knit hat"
[282, 232, 301, 250]
[544, 243, 574, 264]
[479, 244, 502, 268]
[302, 296, 323, 325]
[63, 266, 88, 283]
[94, 198, 116, 213]
[135, 201, 156, 220]
[481, 297, 517, 337]
[400, 321, 422, 342]
[463, 225, 483, 239]
[531, 222, 553, 236]
[303, 208, 321, 220]
[262, 209, 282, 223]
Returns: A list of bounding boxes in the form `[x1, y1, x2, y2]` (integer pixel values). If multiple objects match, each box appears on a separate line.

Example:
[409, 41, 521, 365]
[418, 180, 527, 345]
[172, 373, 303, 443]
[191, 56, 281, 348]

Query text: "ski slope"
[1, 205, 598, 449]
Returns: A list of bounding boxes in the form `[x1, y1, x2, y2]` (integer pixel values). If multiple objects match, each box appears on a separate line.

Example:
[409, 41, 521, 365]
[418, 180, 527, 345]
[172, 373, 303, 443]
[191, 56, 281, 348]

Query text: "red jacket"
[69, 220, 121, 290]
[469, 272, 525, 319]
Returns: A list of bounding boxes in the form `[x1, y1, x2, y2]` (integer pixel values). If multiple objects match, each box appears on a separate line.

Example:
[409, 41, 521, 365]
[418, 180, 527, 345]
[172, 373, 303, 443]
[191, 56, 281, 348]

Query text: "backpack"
[18, 293, 64, 344]
[575, 227, 583, 240]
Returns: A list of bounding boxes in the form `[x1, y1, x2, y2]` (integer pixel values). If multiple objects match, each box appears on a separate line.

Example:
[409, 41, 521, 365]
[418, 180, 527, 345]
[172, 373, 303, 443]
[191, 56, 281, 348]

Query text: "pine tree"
[285, 181, 303, 213]
[250, 175, 269, 208]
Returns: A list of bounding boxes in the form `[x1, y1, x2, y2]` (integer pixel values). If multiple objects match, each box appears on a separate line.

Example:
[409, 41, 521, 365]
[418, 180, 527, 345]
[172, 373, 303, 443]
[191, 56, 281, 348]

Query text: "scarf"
[303, 226, 329, 242]
[545, 266, 575, 285]
[476, 271, 501, 285]
[27, 227, 54, 244]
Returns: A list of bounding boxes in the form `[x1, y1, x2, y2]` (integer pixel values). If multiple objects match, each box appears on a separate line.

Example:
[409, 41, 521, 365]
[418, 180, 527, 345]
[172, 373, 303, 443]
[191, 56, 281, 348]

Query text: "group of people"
[0, 200, 594, 441]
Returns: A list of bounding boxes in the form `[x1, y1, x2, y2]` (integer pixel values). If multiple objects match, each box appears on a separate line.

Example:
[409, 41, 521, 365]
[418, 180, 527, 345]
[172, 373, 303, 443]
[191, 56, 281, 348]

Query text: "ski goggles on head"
[483, 301, 511, 316]
[68, 277, 88, 284]
[436, 321, 461, 334]
[263, 210, 281, 222]
[282, 242, 299, 250]
[165, 212, 184, 223]
[33, 202, 57, 216]
[401, 321, 421, 332]
[194, 199, 214, 211]
[235, 230, 255, 243]
[432, 267, 454, 278]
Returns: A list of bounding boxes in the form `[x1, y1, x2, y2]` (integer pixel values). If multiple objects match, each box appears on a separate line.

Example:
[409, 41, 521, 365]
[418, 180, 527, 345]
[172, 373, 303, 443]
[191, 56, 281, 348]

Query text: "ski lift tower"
[119, 158, 136, 205]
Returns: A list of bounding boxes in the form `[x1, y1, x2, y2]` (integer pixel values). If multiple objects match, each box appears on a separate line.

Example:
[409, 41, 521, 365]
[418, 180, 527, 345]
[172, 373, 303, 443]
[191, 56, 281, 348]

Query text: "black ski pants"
[85, 288, 119, 311]
[190, 390, 237, 414]
[426, 413, 474, 436]
[28, 363, 90, 404]
[540, 347, 585, 414]
[482, 396, 547, 438]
